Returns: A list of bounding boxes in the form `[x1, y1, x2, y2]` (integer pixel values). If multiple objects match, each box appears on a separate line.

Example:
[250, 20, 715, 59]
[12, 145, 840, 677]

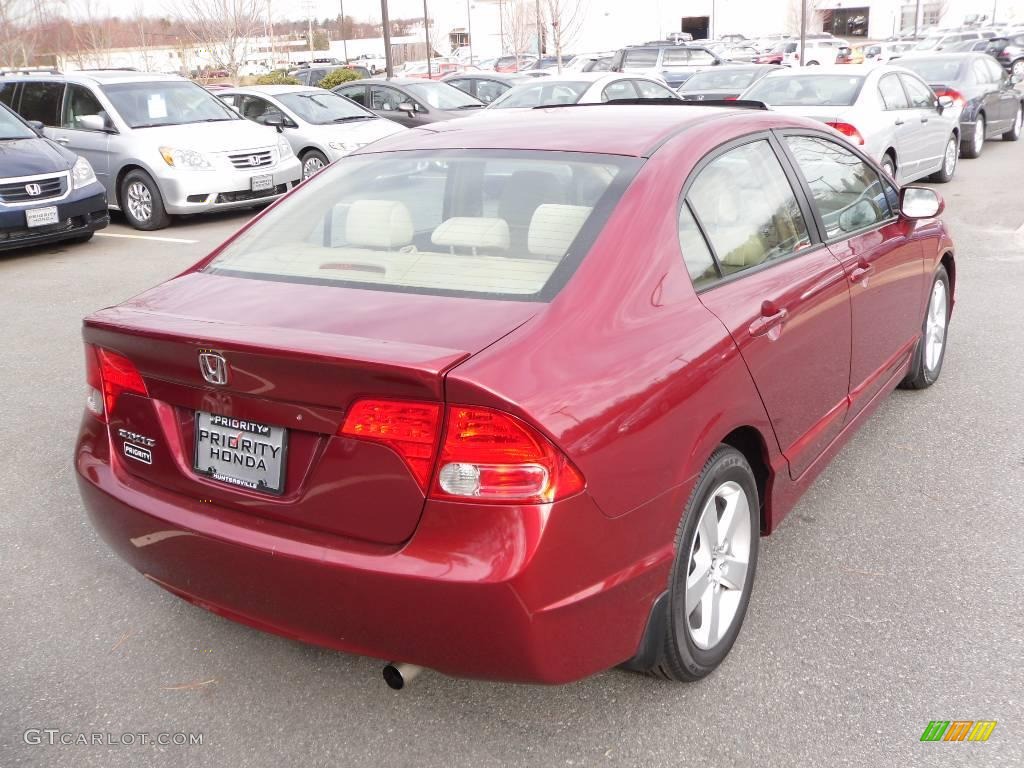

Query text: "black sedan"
[987, 33, 1024, 78]
[441, 72, 526, 104]
[897, 53, 1024, 158]
[676, 64, 777, 101]
[333, 78, 484, 127]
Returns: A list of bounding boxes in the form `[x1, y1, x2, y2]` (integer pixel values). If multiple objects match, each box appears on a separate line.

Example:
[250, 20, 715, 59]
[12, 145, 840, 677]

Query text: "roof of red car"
[355, 105, 772, 158]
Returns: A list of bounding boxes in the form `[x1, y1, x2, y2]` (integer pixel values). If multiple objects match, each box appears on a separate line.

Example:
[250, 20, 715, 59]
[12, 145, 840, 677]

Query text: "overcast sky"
[108, 0, 448, 21]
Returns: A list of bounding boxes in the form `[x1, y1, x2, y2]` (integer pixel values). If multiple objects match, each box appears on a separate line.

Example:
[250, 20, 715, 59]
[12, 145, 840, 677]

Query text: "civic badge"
[198, 351, 229, 385]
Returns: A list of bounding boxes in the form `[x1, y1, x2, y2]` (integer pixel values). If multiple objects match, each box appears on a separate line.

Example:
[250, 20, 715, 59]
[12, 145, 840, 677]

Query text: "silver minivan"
[2, 71, 302, 229]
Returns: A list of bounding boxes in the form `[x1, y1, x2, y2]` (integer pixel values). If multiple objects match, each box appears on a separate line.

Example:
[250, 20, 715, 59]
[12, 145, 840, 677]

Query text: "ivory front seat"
[344, 200, 415, 249]
[527, 204, 592, 261]
[431, 217, 510, 254]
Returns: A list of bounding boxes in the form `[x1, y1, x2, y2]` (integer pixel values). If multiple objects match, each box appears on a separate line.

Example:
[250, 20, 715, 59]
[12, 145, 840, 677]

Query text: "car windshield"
[102, 80, 237, 128]
[276, 90, 371, 124]
[682, 69, 762, 90]
[744, 74, 864, 106]
[403, 82, 481, 109]
[488, 81, 591, 108]
[205, 150, 639, 300]
[898, 58, 964, 82]
[771, 42, 798, 53]
[914, 37, 943, 50]
[0, 104, 34, 139]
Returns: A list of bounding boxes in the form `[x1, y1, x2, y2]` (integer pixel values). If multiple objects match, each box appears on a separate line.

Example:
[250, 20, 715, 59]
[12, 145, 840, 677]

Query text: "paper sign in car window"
[148, 94, 168, 119]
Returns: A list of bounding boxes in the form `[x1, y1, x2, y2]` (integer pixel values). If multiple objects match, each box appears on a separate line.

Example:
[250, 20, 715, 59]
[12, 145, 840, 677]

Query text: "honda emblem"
[25, 183, 42, 196]
[198, 352, 230, 385]
[248, 155, 261, 166]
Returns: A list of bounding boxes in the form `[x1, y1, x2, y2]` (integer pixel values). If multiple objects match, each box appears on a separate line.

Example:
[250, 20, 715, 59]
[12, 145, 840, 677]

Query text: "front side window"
[61, 84, 108, 130]
[370, 86, 407, 111]
[238, 95, 285, 125]
[475, 80, 510, 104]
[489, 81, 590, 108]
[338, 85, 367, 106]
[634, 79, 677, 99]
[403, 82, 480, 110]
[686, 140, 810, 276]
[206, 151, 639, 300]
[102, 80, 237, 128]
[878, 74, 909, 110]
[687, 50, 716, 65]
[19, 81, 64, 126]
[785, 135, 891, 240]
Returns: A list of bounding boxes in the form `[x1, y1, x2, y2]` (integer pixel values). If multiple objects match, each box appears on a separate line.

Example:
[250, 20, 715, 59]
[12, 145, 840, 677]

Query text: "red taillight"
[340, 399, 584, 503]
[724, 96, 738, 101]
[84, 344, 148, 420]
[935, 88, 965, 107]
[340, 399, 441, 490]
[825, 121, 865, 145]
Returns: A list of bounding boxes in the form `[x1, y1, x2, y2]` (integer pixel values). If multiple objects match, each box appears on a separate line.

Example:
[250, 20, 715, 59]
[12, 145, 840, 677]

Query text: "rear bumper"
[75, 415, 673, 683]
[0, 188, 108, 252]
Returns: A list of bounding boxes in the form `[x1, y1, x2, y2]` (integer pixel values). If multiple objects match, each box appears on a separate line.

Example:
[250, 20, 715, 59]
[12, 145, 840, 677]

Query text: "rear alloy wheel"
[880, 153, 896, 181]
[120, 170, 169, 230]
[963, 114, 985, 158]
[929, 135, 958, 182]
[1002, 104, 1023, 141]
[301, 149, 329, 180]
[901, 265, 950, 389]
[644, 446, 759, 681]
[1012, 59, 1024, 80]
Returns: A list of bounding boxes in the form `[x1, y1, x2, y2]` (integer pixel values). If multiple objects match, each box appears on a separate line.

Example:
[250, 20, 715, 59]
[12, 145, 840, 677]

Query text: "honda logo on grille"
[25, 183, 42, 196]
[198, 352, 230, 385]
[248, 155, 261, 166]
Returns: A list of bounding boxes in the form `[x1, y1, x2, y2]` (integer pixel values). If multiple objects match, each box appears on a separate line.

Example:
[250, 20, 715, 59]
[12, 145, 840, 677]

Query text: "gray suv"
[0, 71, 302, 229]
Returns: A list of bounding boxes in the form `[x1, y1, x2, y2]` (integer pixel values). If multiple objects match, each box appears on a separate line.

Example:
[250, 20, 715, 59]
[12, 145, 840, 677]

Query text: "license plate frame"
[250, 174, 274, 192]
[193, 412, 288, 495]
[25, 206, 59, 228]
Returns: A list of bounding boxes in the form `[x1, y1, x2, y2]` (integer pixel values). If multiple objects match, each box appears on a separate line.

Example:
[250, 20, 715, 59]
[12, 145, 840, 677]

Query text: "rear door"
[17, 80, 64, 135]
[877, 72, 917, 178]
[683, 135, 852, 480]
[899, 72, 948, 173]
[781, 132, 925, 418]
[985, 57, 1018, 128]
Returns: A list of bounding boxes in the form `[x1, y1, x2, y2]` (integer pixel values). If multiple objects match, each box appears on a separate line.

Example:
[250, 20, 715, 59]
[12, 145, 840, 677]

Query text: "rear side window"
[661, 48, 690, 65]
[634, 79, 677, 98]
[0, 82, 17, 109]
[678, 203, 717, 289]
[339, 85, 366, 106]
[623, 49, 659, 68]
[19, 81, 64, 126]
[686, 140, 810, 277]
[206, 151, 640, 300]
[878, 74, 909, 110]
[475, 80, 509, 104]
[785, 136, 891, 240]
[900, 74, 936, 108]
[601, 80, 638, 101]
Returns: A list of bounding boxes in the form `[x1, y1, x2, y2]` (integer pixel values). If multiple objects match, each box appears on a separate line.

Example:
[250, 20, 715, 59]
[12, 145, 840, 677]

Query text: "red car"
[75, 105, 955, 686]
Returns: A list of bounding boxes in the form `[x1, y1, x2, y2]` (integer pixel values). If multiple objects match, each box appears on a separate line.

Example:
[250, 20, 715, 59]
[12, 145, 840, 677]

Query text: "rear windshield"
[206, 150, 640, 301]
[744, 74, 864, 106]
[898, 58, 965, 83]
[682, 68, 762, 91]
[488, 81, 591, 108]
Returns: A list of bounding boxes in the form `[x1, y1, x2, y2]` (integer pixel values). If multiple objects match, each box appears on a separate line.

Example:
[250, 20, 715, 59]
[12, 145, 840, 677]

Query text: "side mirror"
[900, 186, 944, 219]
[262, 114, 285, 132]
[398, 101, 416, 116]
[26, 119, 44, 136]
[77, 114, 107, 132]
[937, 94, 955, 112]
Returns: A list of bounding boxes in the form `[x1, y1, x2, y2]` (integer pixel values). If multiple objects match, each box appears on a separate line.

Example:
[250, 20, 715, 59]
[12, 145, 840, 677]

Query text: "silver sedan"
[741, 65, 962, 184]
[219, 86, 407, 179]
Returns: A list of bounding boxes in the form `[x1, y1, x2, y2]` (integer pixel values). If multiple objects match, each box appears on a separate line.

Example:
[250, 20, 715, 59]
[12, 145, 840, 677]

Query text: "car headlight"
[71, 155, 97, 189]
[159, 146, 213, 170]
[276, 135, 293, 159]
[328, 140, 359, 153]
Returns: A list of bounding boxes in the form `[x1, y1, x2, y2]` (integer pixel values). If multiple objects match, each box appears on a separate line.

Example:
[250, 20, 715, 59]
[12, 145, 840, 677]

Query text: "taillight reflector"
[825, 121, 865, 145]
[339, 399, 585, 503]
[340, 399, 441, 490]
[84, 344, 148, 420]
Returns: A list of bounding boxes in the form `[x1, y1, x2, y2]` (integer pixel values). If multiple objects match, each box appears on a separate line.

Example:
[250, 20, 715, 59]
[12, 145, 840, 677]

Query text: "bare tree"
[542, 0, 585, 72]
[178, 0, 263, 82]
[68, 0, 113, 69]
[501, 0, 533, 69]
[1, 0, 56, 68]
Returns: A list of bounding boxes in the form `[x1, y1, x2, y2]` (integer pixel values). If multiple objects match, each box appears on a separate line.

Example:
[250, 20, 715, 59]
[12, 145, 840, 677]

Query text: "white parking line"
[96, 232, 199, 244]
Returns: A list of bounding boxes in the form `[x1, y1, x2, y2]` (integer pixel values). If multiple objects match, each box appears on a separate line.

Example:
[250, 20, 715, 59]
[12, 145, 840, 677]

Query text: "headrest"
[527, 204, 591, 259]
[431, 217, 510, 252]
[345, 200, 414, 248]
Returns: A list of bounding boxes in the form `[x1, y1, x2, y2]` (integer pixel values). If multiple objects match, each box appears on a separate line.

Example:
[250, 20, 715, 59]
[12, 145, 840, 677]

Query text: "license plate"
[250, 174, 273, 192]
[25, 206, 59, 228]
[193, 412, 287, 494]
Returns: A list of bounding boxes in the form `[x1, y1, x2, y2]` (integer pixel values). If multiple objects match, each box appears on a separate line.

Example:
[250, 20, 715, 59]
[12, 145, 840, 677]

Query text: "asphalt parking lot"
[2, 140, 1023, 768]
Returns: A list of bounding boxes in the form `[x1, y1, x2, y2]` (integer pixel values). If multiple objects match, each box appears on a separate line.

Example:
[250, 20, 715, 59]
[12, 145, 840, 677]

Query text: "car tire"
[880, 152, 896, 181]
[300, 149, 329, 180]
[929, 134, 958, 183]
[1012, 59, 1024, 80]
[806, 60, 820, 66]
[962, 113, 985, 158]
[900, 265, 950, 390]
[120, 170, 170, 230]
[644, 446, 759, 682]
[1002, 103, 1022, 141]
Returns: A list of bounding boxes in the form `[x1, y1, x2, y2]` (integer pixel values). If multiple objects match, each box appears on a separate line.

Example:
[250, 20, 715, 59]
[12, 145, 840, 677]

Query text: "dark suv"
[0, 97, 107, 251]
[610, 42, 724, 88]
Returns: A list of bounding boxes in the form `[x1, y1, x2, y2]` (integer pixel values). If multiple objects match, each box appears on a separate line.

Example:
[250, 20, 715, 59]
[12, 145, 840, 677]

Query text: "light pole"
[535, 0, 542, 56]
[340, 0, 348, 63]
[381, 0, 394, 78]
[499, 0, 504, 55]
[466, 0, 473, 64]
[799, 0, 807, 67]
[423, 0, 432, 77]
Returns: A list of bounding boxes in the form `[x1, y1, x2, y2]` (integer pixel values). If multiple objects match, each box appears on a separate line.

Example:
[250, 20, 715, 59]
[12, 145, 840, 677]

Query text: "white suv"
[779, 39, 851, 66]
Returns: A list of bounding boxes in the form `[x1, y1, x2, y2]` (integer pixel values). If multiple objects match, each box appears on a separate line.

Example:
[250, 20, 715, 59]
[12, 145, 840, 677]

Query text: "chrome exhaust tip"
[383, 662, 423, 690]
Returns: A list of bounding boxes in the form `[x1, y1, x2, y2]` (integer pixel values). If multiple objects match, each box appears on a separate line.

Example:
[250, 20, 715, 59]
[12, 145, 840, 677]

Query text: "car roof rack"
[534, 98, 768, 111]
[1, 67, 61, 75]
[78, 67, 139, 72]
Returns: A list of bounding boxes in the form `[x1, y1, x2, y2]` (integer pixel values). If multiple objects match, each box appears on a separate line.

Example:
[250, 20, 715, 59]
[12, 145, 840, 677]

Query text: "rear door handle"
[55, 137, 70, 144]
[849, 263, 875, 283]
[749, 304, 789, 337]
[894, 118, 905, 126]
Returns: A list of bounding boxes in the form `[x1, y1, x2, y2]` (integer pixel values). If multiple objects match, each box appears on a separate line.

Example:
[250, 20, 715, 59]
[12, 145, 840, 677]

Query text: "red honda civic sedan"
[75, 105, 955, 685]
